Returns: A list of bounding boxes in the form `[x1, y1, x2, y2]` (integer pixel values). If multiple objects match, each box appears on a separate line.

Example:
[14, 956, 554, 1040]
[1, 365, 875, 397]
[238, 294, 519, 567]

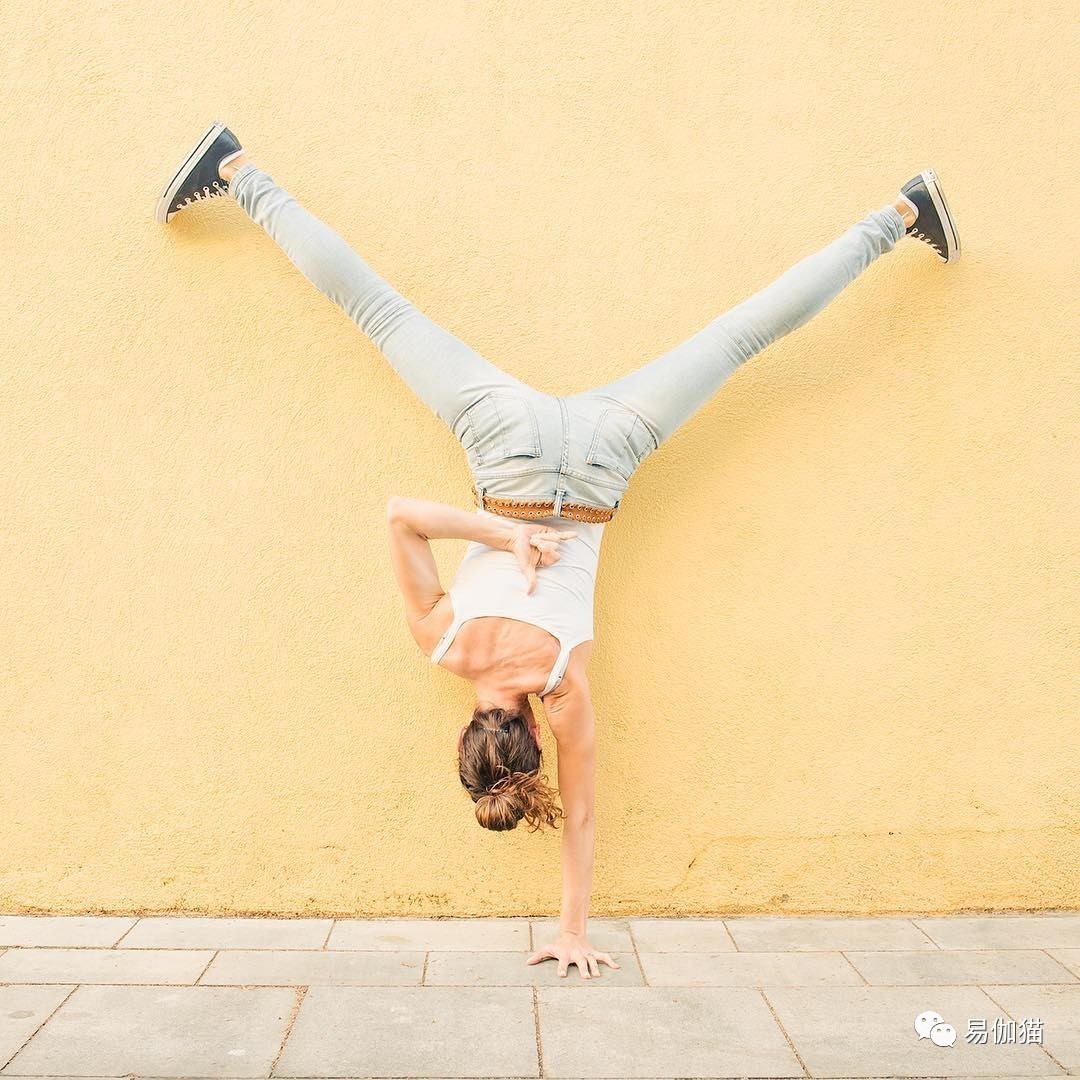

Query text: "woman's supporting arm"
[527, 668, 620, 979]
[552, 679, 596, 935]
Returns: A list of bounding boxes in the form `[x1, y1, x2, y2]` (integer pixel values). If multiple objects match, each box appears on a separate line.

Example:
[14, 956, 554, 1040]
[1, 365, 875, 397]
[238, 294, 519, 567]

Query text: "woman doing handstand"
[156, 121, 960, 977]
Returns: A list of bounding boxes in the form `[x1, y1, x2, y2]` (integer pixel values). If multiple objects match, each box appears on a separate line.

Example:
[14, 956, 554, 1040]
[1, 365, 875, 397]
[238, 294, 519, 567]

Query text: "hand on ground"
[526, 931, 620, 979]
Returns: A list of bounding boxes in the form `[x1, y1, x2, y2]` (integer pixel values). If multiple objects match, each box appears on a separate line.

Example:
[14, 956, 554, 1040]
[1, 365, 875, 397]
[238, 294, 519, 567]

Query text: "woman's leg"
[578, 203, 908, 447]
[226, 160, 533, 430]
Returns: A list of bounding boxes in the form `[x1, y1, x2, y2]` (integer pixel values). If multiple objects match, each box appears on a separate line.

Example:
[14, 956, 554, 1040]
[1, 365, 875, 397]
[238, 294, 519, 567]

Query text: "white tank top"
[430, 509, 605, 697]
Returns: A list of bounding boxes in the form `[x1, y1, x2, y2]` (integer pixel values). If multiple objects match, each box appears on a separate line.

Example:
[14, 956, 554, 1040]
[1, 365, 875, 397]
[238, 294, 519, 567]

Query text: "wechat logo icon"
[915, 1010, 957, 1047]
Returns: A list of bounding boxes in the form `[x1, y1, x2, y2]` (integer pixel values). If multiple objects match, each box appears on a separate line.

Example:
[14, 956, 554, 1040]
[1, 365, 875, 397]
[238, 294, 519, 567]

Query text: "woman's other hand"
[506, 524, 577, 594]
[526, 930, 620, 979]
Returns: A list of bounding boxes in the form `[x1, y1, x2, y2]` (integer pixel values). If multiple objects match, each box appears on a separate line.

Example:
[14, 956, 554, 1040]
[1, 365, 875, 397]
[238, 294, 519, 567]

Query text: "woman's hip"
[452, 387, 659, 519]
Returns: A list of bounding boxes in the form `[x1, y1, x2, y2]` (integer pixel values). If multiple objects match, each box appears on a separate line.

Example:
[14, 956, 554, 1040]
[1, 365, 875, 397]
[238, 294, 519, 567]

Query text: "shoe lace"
[909, 228, 942, 255]
[175, 179, 229, 211]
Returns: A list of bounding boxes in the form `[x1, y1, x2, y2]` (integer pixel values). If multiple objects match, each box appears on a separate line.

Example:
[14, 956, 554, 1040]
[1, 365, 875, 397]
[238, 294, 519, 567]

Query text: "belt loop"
[552, 488, 564, 517]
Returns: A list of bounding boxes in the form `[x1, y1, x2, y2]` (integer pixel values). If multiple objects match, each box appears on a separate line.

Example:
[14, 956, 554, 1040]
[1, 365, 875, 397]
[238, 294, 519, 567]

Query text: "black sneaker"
[898, 169, 961, 263]
[154, 122, 245, 224]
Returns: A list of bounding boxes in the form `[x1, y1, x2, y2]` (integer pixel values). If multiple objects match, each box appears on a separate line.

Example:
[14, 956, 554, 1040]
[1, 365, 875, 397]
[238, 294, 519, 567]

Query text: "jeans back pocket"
[585, 406, 656, 481]
[458, 390, 542, 467]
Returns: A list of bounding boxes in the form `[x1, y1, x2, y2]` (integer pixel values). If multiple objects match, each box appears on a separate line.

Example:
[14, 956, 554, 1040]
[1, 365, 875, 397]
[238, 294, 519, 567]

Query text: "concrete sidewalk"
[0, 914, 1077, 1078]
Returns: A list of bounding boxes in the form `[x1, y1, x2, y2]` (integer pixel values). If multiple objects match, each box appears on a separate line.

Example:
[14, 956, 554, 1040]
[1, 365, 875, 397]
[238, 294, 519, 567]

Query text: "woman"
[156, 121, 960, 978]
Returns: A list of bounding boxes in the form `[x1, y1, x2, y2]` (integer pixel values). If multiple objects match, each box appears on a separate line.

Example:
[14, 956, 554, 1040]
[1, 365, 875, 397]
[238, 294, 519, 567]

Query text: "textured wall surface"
[1, 1, 1076, 916]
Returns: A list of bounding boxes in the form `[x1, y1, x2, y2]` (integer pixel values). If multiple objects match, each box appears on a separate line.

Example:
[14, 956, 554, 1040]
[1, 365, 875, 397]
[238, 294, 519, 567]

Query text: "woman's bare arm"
[527, 663, 620, 979]
[385, 497, 516, 622]
[385, 496, 579, 638]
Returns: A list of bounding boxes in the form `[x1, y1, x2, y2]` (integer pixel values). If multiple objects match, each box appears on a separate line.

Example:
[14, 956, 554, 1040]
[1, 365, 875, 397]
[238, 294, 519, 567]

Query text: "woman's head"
[457, 705, 562, 832]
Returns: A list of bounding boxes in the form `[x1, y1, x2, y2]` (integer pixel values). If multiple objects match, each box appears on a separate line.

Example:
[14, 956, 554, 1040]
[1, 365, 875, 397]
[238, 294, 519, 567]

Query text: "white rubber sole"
[922, 168, 961, 262]
[154, 120, 229, 224]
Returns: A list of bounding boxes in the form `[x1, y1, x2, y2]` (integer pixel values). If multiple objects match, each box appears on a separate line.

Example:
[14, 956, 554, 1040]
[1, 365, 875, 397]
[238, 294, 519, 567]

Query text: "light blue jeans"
[229, 163, 906, 517]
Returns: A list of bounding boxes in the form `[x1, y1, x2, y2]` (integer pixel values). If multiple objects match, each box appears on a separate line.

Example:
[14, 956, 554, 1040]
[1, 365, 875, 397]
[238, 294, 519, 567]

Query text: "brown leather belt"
[473, 487, 616, 523]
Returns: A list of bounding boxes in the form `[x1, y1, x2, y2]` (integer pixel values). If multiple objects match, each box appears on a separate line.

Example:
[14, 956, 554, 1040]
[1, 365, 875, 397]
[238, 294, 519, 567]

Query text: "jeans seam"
[471, 464, 554, 480]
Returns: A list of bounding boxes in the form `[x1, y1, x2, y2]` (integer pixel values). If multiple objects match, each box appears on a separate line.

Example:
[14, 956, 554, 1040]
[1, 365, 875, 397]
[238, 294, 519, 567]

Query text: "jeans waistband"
[473, 486, 617, 523]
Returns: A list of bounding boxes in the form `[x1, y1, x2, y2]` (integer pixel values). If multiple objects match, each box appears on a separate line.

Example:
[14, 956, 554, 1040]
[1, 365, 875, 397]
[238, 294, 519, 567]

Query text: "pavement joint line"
[1039, 947, 1080, 980]
[319, 919, 335, 949]
[193, 948, 218, 985]
[979, 981, 1071, 1074]
[759, 986, 811, 1078]
[268, 983, 308, 1077]
[109, 919, 138, 948]
[909, 917, 946, 950]
[908, 917, 944, 951]
[625, 920, 648, 986]
[530, 984, 545, 1078]
[839, 949, 871, 985]
[719, 918, 741, 951]
[0, 982, 77, 1072]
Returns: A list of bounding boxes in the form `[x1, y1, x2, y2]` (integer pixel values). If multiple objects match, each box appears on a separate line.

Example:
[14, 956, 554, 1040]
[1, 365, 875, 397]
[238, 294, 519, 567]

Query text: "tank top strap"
[539, 638, 578, 698]
[430, 599, 464, 666]
[430, 620, 461, 665]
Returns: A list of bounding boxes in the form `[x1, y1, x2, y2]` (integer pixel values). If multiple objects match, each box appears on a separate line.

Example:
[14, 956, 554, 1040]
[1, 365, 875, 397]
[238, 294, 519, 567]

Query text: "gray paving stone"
[1, 1070, 1072, 1079]
[982, 983, 1080, 1070]
[425, 950, 642, 986]
[0, 917, 134, 948]
[916, 915, 1080, 950]
[0, 948, 213, 985]
[627, 918, 736, 952]
[119, 916, 331, 950]
[1048, 948, 1080, 977]
[0, 986, 74, 1067]
[0, 984, 295, 1076]
[201, 948, 424, 986]
[639, 949, 862, 986]
[726, 915, 936, 952]
[846, 949, 1080, 986]
[529, 918, 633, 953]
[538, 985, 799, 1077]
[272, 985, 537, 1077]
[326, 917, 528, 952]
[765, 985, 1056, 1076]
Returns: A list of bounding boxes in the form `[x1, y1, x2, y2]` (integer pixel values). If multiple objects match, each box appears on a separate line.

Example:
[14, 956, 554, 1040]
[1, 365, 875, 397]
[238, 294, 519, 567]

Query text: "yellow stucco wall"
[1, 1, 1076, 917]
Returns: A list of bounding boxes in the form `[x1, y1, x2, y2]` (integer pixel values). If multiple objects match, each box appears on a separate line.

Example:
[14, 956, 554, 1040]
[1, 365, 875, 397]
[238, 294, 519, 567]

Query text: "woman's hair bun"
[459, 707, 564, 832]
[474, 782, 526, 831]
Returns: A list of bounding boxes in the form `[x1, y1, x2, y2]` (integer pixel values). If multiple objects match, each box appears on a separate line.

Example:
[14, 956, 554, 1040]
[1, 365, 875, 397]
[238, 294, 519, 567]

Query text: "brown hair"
[458, 706, 563, 832]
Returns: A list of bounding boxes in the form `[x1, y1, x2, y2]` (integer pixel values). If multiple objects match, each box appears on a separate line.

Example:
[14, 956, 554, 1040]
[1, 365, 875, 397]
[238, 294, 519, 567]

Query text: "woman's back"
[431, 510, 606, 696]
